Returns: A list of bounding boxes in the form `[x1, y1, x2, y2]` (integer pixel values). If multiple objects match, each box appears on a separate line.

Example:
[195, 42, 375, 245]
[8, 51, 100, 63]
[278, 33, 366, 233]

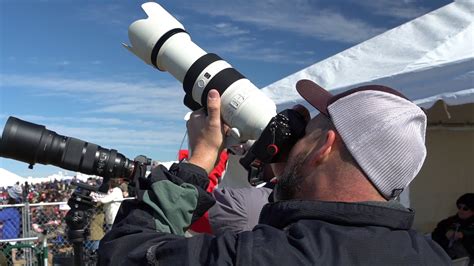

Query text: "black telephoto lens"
[0, 117, 135, 189]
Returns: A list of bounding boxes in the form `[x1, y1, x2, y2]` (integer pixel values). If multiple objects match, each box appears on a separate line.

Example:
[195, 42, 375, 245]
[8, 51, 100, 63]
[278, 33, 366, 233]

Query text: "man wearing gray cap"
[99, 82, 450, 265]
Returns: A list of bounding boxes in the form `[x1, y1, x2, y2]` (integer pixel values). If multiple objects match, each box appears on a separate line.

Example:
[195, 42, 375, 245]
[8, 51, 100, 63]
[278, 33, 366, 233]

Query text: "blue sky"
[0, 0, 451, 178]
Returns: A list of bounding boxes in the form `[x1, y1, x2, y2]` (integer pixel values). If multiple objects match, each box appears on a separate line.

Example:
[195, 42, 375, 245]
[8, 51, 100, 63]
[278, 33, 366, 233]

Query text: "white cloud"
[57, 60, 71, 66]
[9, 115, 133, 127]
[352, 0, 432, 19]
[76, 3, 131, 27]
[0, 74, 189, 120]
[207, 36, 316, 65]
[47, 123, 185, 149]
[180, 0, 386, 43]
[26, 57, 39, 65]
[188, 20, 315, 64]
[212, 23, 251, 37]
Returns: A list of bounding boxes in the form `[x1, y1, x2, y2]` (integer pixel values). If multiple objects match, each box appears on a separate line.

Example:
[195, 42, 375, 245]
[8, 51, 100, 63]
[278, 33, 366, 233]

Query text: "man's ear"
[307, 129, 336, 165]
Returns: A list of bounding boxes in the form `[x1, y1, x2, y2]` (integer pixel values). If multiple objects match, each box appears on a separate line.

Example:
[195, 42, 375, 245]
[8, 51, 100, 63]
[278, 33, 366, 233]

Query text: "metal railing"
[0, 199, 129, 265]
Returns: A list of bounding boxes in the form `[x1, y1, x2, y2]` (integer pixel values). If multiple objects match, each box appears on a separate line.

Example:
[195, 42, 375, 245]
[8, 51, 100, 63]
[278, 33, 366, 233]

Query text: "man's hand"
[454, 231, 463, 240]
[445, 230, 454, 239]
[187, 89, 227, 173]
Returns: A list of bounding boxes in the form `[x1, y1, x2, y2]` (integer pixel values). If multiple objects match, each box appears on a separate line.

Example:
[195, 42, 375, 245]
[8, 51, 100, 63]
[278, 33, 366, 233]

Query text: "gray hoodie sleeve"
[209, 187, 272, 234]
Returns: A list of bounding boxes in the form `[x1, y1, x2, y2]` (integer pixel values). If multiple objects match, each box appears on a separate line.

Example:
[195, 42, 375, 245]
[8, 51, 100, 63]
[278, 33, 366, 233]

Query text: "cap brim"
[296, 79, 332, 116]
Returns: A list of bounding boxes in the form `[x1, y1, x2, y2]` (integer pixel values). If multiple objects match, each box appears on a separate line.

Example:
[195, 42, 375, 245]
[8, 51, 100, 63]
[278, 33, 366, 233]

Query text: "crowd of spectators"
[0, 179, 75, 204]
[0, 179, 88, 246]
[0, 177, 127, 264]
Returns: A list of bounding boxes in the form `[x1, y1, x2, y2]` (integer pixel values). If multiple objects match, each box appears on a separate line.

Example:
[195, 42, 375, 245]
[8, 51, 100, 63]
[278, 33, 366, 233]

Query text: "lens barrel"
[125, 2, 277, 141]
[0, 117, 134, 180]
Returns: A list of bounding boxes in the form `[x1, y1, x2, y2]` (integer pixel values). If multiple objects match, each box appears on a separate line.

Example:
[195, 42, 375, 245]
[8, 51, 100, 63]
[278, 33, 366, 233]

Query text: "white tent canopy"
[261, 0, 473, 111]
[256, 0, 474, 233]
[223, 1, 474, 204]
[0, 168, 26, 187]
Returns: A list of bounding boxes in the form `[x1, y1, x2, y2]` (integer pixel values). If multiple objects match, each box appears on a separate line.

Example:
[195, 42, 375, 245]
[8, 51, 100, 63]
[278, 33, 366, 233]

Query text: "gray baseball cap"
[296, 79, 427, 199]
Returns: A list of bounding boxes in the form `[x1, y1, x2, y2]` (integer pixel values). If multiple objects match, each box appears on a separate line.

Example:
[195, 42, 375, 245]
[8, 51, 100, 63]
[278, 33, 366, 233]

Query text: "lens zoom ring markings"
[183, 53, 222, 95]
[201, 68, 245, 108]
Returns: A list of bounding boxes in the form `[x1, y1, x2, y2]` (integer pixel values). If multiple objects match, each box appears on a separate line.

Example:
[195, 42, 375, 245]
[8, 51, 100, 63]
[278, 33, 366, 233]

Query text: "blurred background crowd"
[0, 177, 130, 265]
[0, 180, 73, 204]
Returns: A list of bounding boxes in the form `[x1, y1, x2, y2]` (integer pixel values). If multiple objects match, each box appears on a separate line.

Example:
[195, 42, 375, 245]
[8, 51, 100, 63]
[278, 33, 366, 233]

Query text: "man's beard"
[274, 153, 307, 201]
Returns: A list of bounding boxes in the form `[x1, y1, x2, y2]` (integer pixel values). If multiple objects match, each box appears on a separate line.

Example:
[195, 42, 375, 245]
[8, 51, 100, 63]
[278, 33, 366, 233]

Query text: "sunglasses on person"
[457, 204, 471, 211]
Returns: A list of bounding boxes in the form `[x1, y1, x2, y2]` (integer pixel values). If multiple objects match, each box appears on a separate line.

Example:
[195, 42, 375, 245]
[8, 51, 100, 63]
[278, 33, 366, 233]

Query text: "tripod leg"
[73, 243, 84, 266]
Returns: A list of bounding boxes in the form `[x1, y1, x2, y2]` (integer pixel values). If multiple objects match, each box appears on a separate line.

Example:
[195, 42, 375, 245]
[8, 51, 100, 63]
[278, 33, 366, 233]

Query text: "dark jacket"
[432, 214, 474, 257]
[99, 163, 450, 265]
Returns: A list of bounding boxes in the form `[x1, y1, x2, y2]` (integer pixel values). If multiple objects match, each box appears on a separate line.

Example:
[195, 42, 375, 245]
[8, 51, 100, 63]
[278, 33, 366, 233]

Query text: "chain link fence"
[0, 199, 127, 265]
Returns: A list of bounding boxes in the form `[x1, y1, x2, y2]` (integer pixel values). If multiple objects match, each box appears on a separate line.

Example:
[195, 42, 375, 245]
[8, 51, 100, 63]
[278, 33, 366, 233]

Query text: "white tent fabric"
[223, 0, 473, 189]
[0, 168, 26, 187]
[261, 1, 474, 111]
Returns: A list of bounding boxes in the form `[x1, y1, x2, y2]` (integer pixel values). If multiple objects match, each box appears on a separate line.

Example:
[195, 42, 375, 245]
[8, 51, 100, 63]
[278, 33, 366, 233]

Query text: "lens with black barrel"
[0, 117, 135, 185]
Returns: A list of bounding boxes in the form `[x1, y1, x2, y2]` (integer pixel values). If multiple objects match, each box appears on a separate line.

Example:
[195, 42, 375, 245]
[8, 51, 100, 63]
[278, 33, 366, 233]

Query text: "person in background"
[119, 180, 129, 198]
[0, 186, 22, 265]
[91, 180, 123, 231]
[86, 211, 105, 253]
[80, 177, 105, 254]
[432, 193, 474, 262]
[0, 186, 22, 239]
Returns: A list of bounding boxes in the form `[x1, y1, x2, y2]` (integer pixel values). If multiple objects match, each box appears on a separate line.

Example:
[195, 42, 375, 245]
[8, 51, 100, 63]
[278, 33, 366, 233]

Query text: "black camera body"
[239, 109, 307, 186]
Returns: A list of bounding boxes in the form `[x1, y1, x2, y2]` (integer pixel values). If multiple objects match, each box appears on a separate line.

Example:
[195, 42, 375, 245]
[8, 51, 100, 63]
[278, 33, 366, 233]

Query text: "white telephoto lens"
[124, 2, 276, 141]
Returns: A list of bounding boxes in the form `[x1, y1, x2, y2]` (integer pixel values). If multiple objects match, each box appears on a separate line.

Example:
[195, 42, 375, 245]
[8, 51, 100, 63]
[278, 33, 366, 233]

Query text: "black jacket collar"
[259, 200, 414, 230]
